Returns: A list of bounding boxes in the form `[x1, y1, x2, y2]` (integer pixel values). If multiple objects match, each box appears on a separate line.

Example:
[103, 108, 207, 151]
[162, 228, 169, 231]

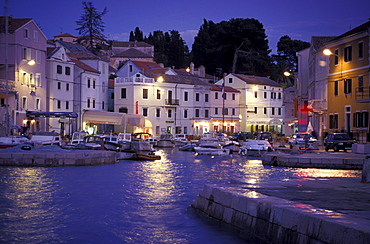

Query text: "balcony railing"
[355, 87, 370, 102]
[0, 79, 16, 92]
[308, 99, 327, 111]
[165, 99, 179, 105]
[115, 77, 155, 84]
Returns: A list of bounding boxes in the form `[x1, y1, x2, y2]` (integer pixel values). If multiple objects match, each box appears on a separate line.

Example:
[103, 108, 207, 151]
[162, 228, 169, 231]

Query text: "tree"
[129, 27, 144, 41]
[76, 2, 107, 55]
[191, 18, 273, 77]
[271, 35, 310, 86]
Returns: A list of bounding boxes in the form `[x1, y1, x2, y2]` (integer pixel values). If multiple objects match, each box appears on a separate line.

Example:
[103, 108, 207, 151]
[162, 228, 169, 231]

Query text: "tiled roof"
[112, 41, 153, 48]
[69, 57, 100, 74]
[145, 73, 211, 86]
[67, 52, 97, 59]
[311, 36, 336, 51]
[232, 74, 282, 87]
[46, 47, 59, 58]
[54, 33, 77, 38]
[210, 83, 240, 93]
[0, 16, 32, 32]
[132, 60, 164, 73]
[114, 48, 152, 58]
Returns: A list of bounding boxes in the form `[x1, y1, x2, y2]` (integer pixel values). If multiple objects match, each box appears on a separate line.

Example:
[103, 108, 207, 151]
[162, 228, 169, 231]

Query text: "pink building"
[0, 16, 48, 134]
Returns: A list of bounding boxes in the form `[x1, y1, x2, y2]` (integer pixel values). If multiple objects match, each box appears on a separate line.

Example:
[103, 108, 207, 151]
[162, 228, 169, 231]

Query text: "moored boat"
[238, 140, 273, 157]
[194, 145, 231, 156]
[0, 135, 30, 149]
[157, 133, 175, 148]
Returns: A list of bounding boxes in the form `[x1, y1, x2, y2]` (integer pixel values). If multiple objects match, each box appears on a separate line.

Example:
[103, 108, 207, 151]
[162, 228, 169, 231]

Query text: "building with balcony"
[323, 20, 370, 142]
[215, 74, 284, 135]
[0, 16, 48, 135]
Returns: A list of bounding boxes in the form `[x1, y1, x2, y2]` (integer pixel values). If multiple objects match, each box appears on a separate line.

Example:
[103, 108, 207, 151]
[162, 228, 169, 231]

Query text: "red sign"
[135, 101, 138, 114]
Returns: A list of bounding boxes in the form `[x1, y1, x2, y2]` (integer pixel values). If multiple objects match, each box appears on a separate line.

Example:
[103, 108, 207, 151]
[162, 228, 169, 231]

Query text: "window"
[66, 83, 69, 91]
[215, 107, 218, 115]
[35, 74, 41, 87]
[355, 111, 369, 128]
[215, 92, 218, 99]
[358, 42, 364, 59]
[223, 93, 227, 100]
[223, 108, 228, 115]
[57, 100, 61, 109]
[272, 107, 275, 115]
[232, 108, 235, 116]
[129, 65, 133, 72]
[278, 93, 281, 99]
[102, 102, 105, 110]
[34, 30, 38, 41]
[93, 99, 95, 108]
[102, 82, 105, 93]
[65, 67, 71, 75]
[184, 109, 188, 118]
[264, 92, 267, 99]
[228, 77, 233, 84]
[156, 89, 161, 99]
[205, 94, 209, 102]
[58, 82, 61, 90]
[254, 91, 257, 98]
[66, 101, 69, 110]
[254, 107, 257, 114]
[35, 98, 40, 110]
[87, 98, 90, 108]
[143, 108, 148, 117]
[358, 76, 364, 93]
[195, 93, 200, 101]
[36, 50, 41, 64]
[329, 114, 339, 129]
[334, 80, 339, 96]
[22, 97, 27, 109]
[184, 91, 188, 101]
[278, 108, 281, 115]
[24, 28, 29, 38]
[344, 46, 352, 62]
[168, 109, 172, 118]
[22, 47, 30, 60]
[87, 79, 90, 88]
[334, 49, 339, 65]
[264, 107, 267, 114]
[22, 72, 27, 85]
[344, 79, 352, 94]
[119, 107, 128, 113]
[93, 80, 96, 89]
[195, 109, 200, 117]
[156, 108, 160, 118]
[121, 88, 126, 99]
[232, 93, 235, 100]
[205, 109, 209, 118]
[57, 65, 62, 74]
[143, 88, 148, 99]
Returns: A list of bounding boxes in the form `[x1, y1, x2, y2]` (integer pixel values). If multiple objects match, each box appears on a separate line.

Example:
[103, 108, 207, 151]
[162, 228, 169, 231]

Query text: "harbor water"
[0, 148, 361, 243]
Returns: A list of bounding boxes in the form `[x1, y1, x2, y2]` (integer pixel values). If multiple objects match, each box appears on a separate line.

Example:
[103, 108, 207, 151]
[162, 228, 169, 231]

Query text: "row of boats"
[0, 131, 275, 160]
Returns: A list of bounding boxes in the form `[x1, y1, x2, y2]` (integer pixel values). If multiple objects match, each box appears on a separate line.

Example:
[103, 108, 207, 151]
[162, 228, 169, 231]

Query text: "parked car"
[253, 132, 272, 142]
[231, 132, 249, 141]
[324, 133, 355, 152]
[288, 132, 317, 149]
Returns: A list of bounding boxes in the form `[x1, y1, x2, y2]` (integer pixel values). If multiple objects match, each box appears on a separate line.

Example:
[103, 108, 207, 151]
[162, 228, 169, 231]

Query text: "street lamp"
[323, 48, 342, 78]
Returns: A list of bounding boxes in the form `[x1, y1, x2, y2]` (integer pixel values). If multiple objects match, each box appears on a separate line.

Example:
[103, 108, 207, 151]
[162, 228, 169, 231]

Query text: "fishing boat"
[173, 134, 189, 146]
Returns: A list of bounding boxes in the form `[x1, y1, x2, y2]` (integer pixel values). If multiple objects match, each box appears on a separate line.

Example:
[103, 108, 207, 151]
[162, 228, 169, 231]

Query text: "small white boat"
[157, 134, 175, 148]
[238, 140, 273, 156]
[0, 135, 30, 149]
[173, 134, 189, 146]
[194, 145, 231, 156]
[70, 131, 88, 145]
[144, 138, 158, 147]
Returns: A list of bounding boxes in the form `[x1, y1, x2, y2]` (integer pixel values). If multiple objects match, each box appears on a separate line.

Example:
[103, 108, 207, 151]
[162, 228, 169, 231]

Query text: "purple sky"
[6, 0, 369, 53]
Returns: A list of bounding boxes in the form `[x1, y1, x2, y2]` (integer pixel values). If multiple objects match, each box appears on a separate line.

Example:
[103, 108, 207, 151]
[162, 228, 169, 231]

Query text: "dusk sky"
[6, 0, 369, 53]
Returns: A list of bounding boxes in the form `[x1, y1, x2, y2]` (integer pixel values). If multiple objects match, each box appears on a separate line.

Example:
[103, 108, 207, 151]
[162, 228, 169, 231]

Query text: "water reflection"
[0, 167, 64, 243]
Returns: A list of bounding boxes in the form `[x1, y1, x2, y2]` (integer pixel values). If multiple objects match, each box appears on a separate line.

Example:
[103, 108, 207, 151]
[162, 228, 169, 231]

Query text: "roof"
[145, 73, 211, 86]
[46, 47, 59, 58]
[210, 83, 240, 93]
[114, 48, 152, 58]
[0, 16, 32, 32]
[57, 40, 98, 56]
[112, 41, 153, 48]
[232, 74, 282, 87]
[69, 57, 100, 74]
[132, 60, 164, 73]
[54, 33, 77, 38]
[330, 20, 370, 42]
[311, 36, 336, 51]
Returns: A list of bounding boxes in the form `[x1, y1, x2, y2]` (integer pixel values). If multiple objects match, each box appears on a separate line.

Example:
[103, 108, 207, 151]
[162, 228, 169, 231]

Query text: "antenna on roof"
[60, 27, 63, 34]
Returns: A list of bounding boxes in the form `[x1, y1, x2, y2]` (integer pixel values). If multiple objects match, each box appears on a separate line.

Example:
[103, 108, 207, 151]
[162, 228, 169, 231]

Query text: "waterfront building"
[46, 45, 75, 135]
[0, 16, 48, 135]
[215, 74, 284, 134]
[322, 20, 370, 142]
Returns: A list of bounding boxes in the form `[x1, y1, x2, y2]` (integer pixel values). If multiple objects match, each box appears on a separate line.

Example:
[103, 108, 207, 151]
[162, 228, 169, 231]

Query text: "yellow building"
[324, 21, 369, 142]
